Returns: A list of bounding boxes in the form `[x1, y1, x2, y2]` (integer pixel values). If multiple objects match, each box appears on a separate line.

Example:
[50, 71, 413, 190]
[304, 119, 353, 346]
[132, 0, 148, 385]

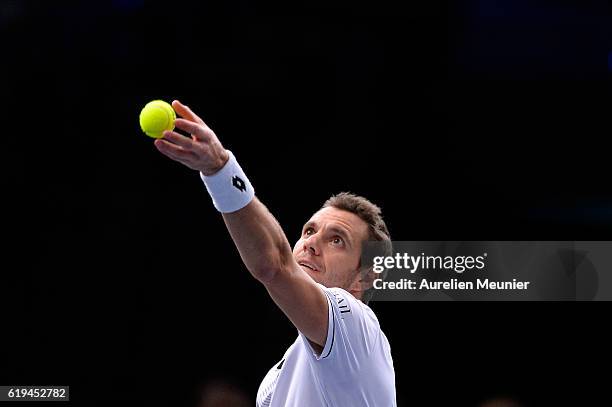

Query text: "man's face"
[293, 206, 370, 293]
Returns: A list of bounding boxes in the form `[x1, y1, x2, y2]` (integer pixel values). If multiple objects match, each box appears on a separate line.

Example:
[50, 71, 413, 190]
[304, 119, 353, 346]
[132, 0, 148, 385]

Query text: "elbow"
[249, 249, 293, 284]
[248, 254, 281, 283]
[250, 266, 279, 284]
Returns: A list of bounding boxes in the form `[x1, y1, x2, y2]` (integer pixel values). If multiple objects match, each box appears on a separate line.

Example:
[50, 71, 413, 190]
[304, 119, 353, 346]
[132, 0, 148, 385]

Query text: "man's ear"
[350, 266, 376, 293]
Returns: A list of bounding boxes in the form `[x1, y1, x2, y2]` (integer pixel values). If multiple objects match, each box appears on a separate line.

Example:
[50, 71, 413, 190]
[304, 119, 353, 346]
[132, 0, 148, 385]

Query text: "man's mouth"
[298, 261, 319, 272]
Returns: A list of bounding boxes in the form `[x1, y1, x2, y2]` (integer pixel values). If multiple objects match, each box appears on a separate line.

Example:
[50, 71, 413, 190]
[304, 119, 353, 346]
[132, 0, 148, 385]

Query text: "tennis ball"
[139, 100, 176, 138]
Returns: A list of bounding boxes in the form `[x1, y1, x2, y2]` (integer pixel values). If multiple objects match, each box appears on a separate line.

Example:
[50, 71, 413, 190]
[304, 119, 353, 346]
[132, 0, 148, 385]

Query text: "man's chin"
[302, 266, 323, 283]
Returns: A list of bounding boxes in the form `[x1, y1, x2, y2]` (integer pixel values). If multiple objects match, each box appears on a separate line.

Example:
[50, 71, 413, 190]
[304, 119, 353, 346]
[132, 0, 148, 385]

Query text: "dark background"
[1, 0, 611, 405]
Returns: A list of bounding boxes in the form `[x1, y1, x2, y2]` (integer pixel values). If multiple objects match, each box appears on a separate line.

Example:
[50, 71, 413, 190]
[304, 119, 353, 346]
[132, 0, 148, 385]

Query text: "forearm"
[222, 197, 294, 282]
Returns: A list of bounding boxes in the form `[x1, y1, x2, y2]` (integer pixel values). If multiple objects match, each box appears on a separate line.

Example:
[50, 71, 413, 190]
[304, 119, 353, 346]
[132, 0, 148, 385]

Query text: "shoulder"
[304, 284, 390, 371]
[316, 283, 381, 333]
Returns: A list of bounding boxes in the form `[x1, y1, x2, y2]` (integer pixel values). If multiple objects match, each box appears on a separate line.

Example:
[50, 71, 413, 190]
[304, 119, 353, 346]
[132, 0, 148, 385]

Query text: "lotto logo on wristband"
[232, 176, 247, 192]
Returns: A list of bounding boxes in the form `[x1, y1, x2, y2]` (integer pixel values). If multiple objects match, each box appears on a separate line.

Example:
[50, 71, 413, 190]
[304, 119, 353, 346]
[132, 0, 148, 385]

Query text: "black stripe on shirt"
[321, 292, 335, 359]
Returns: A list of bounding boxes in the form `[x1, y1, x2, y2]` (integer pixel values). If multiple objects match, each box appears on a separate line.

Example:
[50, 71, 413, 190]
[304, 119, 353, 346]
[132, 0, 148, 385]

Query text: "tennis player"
[154, 100, 396, 406]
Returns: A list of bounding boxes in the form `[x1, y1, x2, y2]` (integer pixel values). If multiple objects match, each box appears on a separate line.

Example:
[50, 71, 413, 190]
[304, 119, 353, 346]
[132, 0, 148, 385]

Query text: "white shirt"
[256, 284, 396, 407]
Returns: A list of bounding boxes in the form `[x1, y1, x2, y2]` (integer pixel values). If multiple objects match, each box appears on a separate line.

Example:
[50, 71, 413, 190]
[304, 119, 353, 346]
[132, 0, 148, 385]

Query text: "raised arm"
[154, 101, 328, 348]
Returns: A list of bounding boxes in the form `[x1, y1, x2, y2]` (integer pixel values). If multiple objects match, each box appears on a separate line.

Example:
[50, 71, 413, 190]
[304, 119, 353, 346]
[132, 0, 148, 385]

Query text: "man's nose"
[304, 235, 320, 255]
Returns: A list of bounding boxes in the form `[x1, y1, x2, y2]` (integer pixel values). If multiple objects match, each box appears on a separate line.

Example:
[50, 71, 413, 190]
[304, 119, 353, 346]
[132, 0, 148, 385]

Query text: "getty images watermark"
[361, 241, 612, 301]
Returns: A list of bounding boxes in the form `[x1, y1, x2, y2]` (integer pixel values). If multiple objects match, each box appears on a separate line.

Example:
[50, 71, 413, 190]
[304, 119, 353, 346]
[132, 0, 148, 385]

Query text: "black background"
[1, 0, 611, 406]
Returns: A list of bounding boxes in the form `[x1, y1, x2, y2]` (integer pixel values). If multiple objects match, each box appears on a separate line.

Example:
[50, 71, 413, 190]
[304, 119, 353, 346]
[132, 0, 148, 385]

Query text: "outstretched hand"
[154, 100, 229, 176]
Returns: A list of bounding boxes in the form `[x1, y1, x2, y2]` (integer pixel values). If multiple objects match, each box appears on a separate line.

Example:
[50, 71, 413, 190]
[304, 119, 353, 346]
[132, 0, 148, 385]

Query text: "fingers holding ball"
[139, 99, 212, 142]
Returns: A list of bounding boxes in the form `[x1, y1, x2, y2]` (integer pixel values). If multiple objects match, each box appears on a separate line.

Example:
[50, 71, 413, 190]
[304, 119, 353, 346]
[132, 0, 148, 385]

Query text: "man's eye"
[332, 237, 343, 245]
[305, 228, 314, 236]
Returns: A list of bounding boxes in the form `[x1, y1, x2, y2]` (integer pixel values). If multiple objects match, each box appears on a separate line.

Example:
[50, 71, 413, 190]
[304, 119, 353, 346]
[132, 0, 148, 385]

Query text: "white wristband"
[200, 150, 255, 213]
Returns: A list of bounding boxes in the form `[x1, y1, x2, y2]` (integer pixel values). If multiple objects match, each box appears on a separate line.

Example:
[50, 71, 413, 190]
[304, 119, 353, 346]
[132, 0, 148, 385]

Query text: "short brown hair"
[322, 192, 392, 303]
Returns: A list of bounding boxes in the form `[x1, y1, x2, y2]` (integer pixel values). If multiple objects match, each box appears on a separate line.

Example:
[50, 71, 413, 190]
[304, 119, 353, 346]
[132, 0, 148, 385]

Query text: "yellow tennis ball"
[139, 100, 176, 138]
